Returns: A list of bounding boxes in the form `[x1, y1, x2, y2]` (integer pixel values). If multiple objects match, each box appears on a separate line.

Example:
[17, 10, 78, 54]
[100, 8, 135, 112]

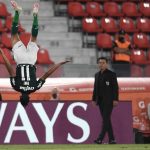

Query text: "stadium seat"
[122, 2, 141, 17]
[82, 17, 102, 47]
[119, 17, 138, 33]
[96, 33, 112, 49]
[1, 33, 12, 49]
[144, 65, 150, 77]
[67, 2, 87, 17]
[5, 16, 12, 31]
[0, 2, 11, 18]
[5, 16, 25, 33]
[0, 64, 10, 77]
[139, 2, 150, 17]
[0, 19, 7, 32]
[130, 64, 143, 77]
[19, 32, 31, 47]
[37, 49, 54, 64]
[103, 2, 123, 17]
[82, 17, 102, 33]
[101, 17, 119, 33]
[147, 50, 150, 61]
[35, 64, 45, 77]
[131, 49, 147, 65]
[86, 2, 106, 17]
[133, 33, 150, 49]
[0, 48, 14, 64]
[137, 18, 150, 33]
[67, 2, 88, 31]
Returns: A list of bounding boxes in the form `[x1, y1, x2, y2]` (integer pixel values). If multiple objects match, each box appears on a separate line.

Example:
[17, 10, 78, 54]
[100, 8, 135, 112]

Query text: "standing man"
[92, 57, 119, 144]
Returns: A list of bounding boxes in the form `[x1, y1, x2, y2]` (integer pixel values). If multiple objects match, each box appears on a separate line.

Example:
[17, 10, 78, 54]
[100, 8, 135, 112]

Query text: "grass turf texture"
[0, 144, 149, 150]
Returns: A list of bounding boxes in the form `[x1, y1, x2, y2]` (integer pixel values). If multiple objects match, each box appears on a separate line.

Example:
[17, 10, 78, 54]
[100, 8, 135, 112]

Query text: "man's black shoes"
[109, 140, 116, 144]
[94, 139, 116, 144]
[94, 139, 102, 144]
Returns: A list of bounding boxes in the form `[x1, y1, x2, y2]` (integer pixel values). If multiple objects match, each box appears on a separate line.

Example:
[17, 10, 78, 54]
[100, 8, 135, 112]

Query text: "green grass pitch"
[0, 144, 149, 150]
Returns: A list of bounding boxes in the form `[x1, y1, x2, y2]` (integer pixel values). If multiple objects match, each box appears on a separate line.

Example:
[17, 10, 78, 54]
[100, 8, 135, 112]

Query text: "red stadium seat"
[1, 33, 12, 49]
[137, 18, 150, 33]
[0, 2, 11, 18]
[0, 64, 10, 77]
[147, 50, 150, 61]
[19, 32, 31, 47]
[37, 49, 54, 64]
[104, 2, 123, 17]
[122, 2, 141, 17]
[133, 33, 150, 49]
[139, 2, 150, 17]
[82, 17, 102, 33]
[96, 33, 112, 49]
[119, 17, 138, 33]
[130, 64, 143, 77]
[131, 49, 147, 65]
[144, 65, 150, 77]
[101, 17, 119, 33]
[67, 2, 87, 17]
[82, 17, 102, 47]
[5, 16, 12, 31]
[67, 2, 88, 31]
[86, 2, 106, 17]
[0, 48, 14, 64]
[5, 16, 25, 33]
[0, 19, 7, 32]
[35, 64, 45, 77]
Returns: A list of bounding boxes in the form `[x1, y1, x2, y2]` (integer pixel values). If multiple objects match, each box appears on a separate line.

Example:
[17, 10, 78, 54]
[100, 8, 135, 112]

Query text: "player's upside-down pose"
[0, 1, 70, 107]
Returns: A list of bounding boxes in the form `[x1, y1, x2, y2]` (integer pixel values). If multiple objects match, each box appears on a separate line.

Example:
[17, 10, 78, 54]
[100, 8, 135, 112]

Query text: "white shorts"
[12, 41, 39, 65]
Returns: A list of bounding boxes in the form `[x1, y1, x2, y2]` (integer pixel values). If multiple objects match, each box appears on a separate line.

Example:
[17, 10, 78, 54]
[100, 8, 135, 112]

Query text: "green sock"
[11, 11, 19, 35]
[32, 14, 38, 37]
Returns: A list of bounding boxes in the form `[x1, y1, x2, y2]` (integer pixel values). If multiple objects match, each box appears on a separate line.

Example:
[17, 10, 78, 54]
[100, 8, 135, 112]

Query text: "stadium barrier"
[0, 78, 150, 142]
[0, 101, 133, 144]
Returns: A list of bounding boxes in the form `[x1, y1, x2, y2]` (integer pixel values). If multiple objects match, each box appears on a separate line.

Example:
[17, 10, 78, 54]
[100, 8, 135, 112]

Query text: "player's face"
[98, 59, 108, 71]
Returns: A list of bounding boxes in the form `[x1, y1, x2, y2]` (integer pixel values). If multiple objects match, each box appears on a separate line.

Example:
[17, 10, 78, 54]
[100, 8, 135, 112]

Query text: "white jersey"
[12, 41, 39, 65]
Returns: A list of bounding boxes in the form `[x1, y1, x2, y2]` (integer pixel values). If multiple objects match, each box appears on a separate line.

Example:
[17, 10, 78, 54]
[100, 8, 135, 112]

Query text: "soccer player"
[0, 1, 70, 107]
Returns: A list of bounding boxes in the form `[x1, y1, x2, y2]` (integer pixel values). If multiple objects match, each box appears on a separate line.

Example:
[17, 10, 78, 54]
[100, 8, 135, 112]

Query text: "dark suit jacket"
[92, 69, 119, 105]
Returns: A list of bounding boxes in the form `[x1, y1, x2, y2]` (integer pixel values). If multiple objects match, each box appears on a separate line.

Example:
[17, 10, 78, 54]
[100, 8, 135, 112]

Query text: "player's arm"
[0, 48, 15, 77]
[39, 60, 70, 81]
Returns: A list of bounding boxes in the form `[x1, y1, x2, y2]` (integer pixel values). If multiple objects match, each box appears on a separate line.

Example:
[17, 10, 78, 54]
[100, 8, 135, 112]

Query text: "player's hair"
[52, 93, 57, 99]
[20, 93, 29, 107]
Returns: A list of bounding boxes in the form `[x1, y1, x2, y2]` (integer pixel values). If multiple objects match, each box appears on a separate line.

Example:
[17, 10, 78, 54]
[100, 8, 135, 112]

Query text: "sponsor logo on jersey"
[20, 86, 35, 91]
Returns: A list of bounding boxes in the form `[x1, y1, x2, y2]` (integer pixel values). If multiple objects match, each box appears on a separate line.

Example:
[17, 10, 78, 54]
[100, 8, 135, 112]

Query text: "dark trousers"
[98, 102, 115, 141]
